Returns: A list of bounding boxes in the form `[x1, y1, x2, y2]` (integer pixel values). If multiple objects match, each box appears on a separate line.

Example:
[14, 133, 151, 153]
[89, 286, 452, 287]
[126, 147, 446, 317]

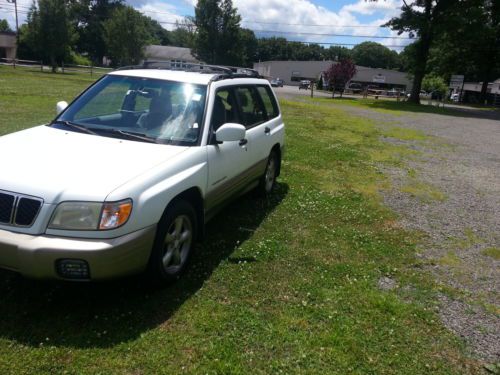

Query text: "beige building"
[254, 60, 412, 91]
[0, 32, 17, 60]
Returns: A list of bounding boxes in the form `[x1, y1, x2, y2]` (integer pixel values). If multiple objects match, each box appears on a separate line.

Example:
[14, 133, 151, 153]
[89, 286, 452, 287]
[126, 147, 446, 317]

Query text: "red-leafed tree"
[325, 59, 357, 98]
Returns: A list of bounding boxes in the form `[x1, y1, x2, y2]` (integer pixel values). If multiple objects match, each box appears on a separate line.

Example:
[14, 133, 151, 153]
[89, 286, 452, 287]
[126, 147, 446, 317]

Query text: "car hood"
[0, 125, 189, 203]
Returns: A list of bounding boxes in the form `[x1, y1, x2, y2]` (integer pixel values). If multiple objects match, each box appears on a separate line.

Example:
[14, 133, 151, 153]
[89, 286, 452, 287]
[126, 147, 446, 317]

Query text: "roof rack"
[115, 61, 263, 80]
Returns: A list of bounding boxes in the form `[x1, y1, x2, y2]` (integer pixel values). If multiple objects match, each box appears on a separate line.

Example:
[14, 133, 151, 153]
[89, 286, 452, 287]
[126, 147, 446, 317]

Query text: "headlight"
[49, 199, 132, 231]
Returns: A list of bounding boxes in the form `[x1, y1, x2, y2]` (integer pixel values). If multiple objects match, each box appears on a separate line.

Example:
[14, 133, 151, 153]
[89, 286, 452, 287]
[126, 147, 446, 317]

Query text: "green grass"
[0, 66, 479, 374]
[481, 247, 500, 260]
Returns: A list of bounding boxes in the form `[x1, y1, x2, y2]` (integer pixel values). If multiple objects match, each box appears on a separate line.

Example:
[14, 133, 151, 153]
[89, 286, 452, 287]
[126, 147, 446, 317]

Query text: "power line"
[255, 30, 411, 39]
[154, 20, 408, 40]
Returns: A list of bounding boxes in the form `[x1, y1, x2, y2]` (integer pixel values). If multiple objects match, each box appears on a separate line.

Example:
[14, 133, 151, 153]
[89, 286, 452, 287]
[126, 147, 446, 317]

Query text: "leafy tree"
[0, 19, 12, 32]
[427, 0, 500, 102]
[143, 16, 170, 46]
[103, 6, 150, 67]
[351, 41, 400, 69]
[421, 74, 448, 98]
[379, 0, 459, 104]
[193, 0, 243, 65]
[70, 0, 124, 65]
[325, 59, 357, 98]
[25, 0, 76, 72]
[240, 28, 257, 67]
[169, 18, 196, 48]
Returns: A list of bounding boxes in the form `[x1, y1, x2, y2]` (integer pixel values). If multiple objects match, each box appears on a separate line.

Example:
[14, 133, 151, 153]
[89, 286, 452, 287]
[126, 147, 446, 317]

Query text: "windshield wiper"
[53, 120, 98, 135]
[103, 129, 158, 144]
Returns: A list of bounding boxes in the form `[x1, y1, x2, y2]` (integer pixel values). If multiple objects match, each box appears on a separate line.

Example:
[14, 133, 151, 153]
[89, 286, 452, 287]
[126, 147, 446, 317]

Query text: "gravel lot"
[277, 89, 500, 364]
[345, 106, 499, 363]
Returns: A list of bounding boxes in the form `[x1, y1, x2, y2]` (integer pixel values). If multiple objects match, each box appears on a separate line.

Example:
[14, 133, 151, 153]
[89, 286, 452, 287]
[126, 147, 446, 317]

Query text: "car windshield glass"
[54, 75, 207, 146]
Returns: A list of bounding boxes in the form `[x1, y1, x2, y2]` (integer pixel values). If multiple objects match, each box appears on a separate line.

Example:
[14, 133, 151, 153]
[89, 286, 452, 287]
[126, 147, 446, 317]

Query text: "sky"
[0, 0, 411, 51]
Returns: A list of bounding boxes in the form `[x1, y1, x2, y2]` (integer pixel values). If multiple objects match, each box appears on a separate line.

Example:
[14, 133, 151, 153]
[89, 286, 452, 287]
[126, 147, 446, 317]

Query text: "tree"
[421, 74, 448, 99]
[379, 0, 459, 104]
[25, 0, 76, 72]
[351, 41, 400, 69]
[70, 0, 124, 65]
[103, 6, 150, 67]
[325, 59, 357, 98]
[0, 19, 12, 32]
[427, 0, 500, 102]
[169, 18, 196, 48]
[193, 0, 244, 65]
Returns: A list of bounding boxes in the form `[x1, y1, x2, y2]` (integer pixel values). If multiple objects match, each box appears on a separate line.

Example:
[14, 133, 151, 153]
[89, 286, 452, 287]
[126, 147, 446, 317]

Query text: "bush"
[422, 74, 448, 97]
[69, 51, 92, 66]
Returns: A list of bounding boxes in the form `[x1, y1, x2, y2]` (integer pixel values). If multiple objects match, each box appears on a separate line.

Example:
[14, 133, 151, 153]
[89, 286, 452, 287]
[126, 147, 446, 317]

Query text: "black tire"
[147, 200, 197, 285]
[257, 150, 279, 196]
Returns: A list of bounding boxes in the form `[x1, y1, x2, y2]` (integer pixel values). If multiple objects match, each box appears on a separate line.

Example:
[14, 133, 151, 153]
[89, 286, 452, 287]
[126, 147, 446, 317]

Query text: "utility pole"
[6, 0, 18, 68]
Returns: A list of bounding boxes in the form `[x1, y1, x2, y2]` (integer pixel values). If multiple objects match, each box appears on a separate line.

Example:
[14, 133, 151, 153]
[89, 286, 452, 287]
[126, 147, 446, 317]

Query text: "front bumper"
[0, 225, 156, 280]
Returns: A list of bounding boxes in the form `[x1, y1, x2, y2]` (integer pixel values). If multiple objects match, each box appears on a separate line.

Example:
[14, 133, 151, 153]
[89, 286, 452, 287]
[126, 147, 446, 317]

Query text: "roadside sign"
[372, 74, 386, 83]
[449, 75, 464, 87]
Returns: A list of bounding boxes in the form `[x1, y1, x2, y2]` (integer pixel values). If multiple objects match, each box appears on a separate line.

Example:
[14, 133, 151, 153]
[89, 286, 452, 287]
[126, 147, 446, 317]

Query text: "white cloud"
[136, 2, 186, 30]
[133, 0, 411, 50]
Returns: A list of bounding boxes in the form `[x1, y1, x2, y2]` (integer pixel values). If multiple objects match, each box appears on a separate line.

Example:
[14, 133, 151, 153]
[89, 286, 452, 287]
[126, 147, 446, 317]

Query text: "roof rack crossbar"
[114, 60, 263, 80]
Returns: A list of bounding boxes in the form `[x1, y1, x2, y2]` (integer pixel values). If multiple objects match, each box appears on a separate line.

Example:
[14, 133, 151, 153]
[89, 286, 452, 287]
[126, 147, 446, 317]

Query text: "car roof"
[109, 69, 218, 85]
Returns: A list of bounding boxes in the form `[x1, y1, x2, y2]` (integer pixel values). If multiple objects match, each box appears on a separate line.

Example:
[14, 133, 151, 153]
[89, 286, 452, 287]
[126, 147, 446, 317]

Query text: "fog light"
[55, 259, 90, 280]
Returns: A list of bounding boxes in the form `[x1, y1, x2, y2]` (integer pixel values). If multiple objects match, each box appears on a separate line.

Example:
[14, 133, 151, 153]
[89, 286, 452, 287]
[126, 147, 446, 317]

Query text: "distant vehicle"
[386, 88, 404, 97]
[299, 80, 311, 90]
[450, 93, 460, 102]
[367, 85, 384, 95]
[347, 82, 362, 94]
[271, 78, 284, 87]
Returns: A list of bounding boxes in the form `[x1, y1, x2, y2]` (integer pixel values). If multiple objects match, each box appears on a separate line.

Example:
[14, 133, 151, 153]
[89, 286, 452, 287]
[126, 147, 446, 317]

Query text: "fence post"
[90, 65, 93, 77]
[13, 58, 16, 69]
[62, 61, 64, 73]
[40, 60, 43, 72]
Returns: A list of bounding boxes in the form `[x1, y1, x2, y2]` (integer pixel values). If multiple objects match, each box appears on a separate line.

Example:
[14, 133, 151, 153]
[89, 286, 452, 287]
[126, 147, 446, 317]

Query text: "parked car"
[346, 82, 363, 94]
[298, 80, 311, 90]
[270, 78, 284, 87]
[0, 65, 285, 284]
[450, 92, 460, 102]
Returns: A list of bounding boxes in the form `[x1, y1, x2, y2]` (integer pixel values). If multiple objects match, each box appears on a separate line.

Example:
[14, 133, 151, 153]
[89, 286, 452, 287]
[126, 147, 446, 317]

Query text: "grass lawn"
[0, 66, 478, 374]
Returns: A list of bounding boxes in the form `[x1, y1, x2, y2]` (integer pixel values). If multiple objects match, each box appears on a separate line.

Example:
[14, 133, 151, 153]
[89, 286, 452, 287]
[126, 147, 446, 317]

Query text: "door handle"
[239, 138, 248, 146]
[264, 127, 271, 134]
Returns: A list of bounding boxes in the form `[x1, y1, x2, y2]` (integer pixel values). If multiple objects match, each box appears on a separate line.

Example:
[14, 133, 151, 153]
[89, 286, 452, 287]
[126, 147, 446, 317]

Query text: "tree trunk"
[50, 55, 57, 73]
[408, 35, 432, 104]
[332, 86, 335, 98]
[408, 0, 433, 105]
[479, 77, 490, 104]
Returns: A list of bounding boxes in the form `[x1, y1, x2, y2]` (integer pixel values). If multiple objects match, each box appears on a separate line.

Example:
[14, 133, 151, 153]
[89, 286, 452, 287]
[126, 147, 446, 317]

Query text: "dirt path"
[279, 91, 500, 363]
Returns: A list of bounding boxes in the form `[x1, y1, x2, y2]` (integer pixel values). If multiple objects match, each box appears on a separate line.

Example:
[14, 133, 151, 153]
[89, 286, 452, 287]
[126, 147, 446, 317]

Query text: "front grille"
[0, 190, 43, 227]
[0, 192, 15, 223]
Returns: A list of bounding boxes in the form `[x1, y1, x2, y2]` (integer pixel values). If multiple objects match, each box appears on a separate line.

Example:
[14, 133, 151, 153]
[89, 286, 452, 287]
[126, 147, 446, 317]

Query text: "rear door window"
[256, 86, 279, 119]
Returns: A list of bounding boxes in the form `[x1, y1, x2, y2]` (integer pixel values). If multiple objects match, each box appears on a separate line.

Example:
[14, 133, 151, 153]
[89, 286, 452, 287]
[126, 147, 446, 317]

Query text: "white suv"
[0, 65, 285, 283]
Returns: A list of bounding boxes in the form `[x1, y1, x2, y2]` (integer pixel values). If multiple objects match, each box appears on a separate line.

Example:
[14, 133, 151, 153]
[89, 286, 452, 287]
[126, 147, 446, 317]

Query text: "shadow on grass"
[0, 183, 289, 349]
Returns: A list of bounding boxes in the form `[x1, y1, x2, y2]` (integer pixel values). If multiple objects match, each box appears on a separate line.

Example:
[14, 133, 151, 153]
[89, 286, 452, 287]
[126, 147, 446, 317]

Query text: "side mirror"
[215, 123, 246, 143]
[56, 101, 68, 115]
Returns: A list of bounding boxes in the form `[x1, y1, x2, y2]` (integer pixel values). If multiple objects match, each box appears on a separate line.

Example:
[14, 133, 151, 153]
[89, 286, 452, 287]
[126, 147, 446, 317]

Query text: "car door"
[232, 85, 271, 181]
[205, 87, 253, 213]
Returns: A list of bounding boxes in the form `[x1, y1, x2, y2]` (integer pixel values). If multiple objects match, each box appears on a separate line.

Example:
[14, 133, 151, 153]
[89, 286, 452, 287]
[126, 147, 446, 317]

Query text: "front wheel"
[257, 151, 279, 196]
[147, 200, 197, 285]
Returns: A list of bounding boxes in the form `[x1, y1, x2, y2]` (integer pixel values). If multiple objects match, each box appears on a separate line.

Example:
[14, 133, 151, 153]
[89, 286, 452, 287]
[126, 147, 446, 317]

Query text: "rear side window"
[257, 86, 279, 119]
[234, 86, 266, 129]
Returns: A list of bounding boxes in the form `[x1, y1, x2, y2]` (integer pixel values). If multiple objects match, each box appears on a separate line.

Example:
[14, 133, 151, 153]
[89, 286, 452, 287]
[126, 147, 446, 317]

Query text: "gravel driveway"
[278, 90, 500, 364]
[344, 106, 499, 363]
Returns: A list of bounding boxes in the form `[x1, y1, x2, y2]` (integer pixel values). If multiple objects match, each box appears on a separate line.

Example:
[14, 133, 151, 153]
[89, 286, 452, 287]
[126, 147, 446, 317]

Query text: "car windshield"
[54, 75, 207, 146]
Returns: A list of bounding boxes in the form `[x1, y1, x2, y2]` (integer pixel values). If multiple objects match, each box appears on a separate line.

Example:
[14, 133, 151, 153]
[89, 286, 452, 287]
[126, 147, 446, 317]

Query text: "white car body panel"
[0, 69, 285, 280]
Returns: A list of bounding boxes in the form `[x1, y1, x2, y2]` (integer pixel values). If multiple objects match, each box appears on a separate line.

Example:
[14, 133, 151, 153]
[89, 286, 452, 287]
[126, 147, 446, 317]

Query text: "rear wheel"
[147, 200, 197, 284]
[257, 150, 279, 196]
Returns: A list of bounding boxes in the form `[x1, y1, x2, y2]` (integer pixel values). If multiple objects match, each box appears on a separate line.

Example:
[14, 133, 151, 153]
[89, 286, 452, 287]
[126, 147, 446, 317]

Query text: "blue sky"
[1, 0, 411, 50]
